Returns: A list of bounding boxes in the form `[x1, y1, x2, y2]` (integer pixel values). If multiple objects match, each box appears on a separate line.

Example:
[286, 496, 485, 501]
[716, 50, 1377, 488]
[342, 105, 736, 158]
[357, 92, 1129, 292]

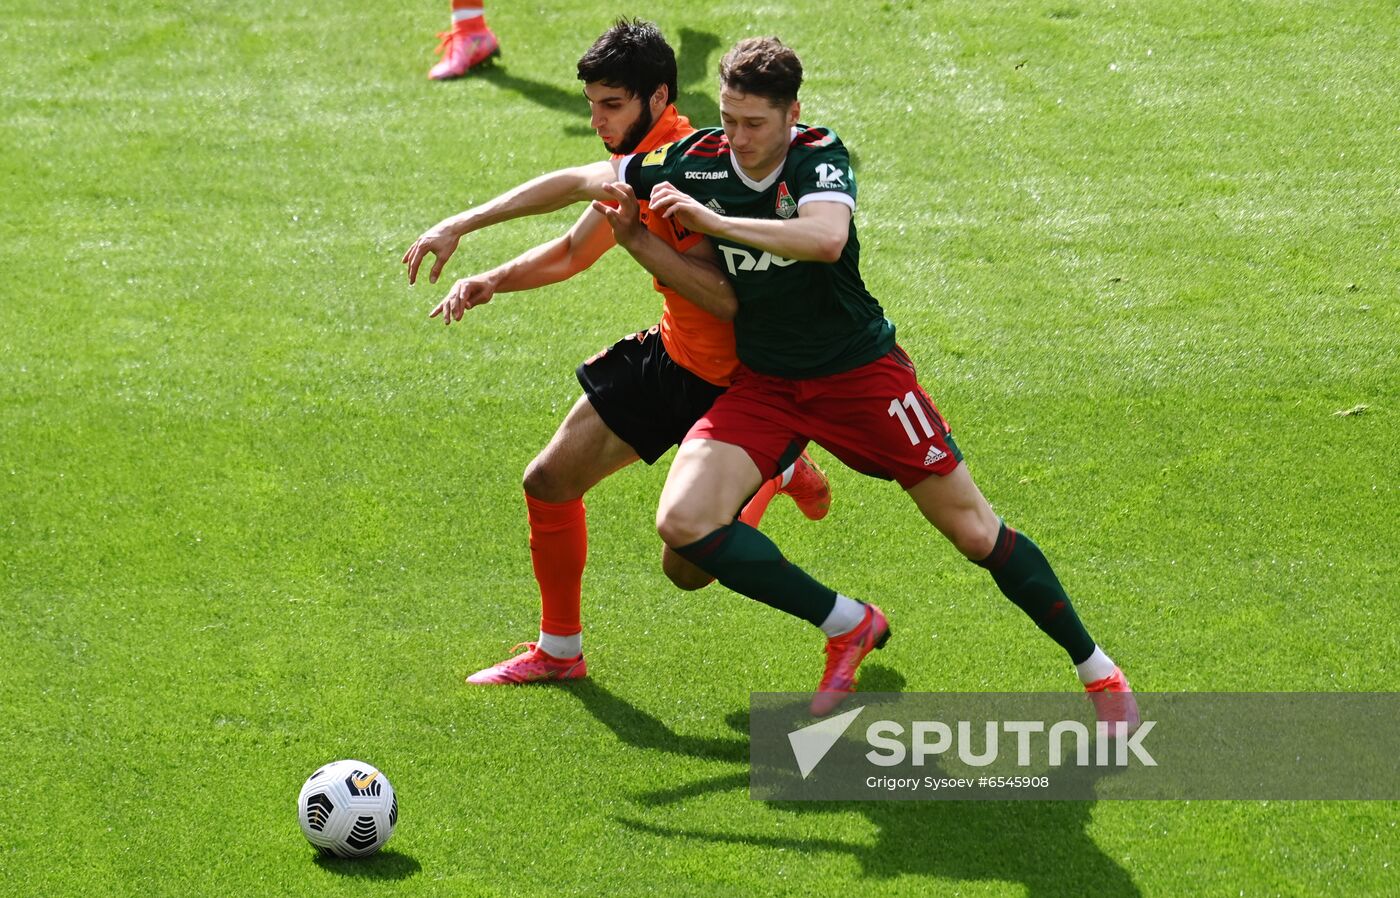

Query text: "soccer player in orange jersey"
[403, 20, 831, 683]
[429, 0, 500, 80]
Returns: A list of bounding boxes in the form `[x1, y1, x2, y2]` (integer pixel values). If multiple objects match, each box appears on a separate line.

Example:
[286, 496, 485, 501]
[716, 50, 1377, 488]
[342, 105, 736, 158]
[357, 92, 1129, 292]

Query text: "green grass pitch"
[2, 1, 1396, 895]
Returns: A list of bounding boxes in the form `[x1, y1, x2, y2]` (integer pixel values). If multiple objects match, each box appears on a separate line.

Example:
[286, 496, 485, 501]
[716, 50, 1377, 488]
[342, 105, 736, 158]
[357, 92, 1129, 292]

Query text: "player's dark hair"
[719, 37, 803, 108]
[576, 18, 677, 106]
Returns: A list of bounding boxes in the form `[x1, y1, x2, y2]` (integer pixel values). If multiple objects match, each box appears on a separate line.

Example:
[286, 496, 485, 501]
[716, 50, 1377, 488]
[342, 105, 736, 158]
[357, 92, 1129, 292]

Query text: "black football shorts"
[576, 325, 726, 464]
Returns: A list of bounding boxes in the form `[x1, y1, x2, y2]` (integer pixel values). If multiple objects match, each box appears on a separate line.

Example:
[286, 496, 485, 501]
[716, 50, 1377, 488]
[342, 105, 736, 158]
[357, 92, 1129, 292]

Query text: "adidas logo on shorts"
[924, 444, 948, 466]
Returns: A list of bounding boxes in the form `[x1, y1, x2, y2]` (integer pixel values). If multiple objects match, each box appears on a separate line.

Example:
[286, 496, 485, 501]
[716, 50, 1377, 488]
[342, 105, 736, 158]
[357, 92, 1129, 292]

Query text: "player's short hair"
[576, 18, 677, 106]
[719, 37, 803, 108]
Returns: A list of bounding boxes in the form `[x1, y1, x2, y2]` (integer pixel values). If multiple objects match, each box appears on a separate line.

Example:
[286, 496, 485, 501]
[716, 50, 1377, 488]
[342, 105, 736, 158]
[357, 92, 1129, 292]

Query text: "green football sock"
[975, 522, 1096, 664]
[675, 522, 837, 627]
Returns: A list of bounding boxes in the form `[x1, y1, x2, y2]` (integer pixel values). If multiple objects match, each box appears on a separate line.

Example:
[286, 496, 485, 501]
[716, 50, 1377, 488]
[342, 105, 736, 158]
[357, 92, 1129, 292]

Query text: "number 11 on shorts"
[888, 391, 935, 445]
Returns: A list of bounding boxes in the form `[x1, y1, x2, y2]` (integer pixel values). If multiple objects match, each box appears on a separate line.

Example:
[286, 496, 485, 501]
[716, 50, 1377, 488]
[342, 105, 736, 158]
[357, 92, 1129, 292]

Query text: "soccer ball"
[297, 759, 398, 858]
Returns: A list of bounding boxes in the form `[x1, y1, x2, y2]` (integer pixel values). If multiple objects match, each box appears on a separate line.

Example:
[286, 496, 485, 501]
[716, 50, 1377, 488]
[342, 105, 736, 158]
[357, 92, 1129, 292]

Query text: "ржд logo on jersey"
[719, 246, 797, 275]
[814, 163, 848, 189]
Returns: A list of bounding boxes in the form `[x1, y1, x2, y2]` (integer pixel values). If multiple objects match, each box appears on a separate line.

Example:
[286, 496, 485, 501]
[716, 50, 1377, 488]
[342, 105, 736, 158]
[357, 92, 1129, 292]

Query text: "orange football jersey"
[612, 105, 737, 386]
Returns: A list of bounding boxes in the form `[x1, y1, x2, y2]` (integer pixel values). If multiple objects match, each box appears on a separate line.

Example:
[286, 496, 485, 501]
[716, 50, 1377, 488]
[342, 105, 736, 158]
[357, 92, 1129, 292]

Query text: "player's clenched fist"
[429, 275, 498, 325]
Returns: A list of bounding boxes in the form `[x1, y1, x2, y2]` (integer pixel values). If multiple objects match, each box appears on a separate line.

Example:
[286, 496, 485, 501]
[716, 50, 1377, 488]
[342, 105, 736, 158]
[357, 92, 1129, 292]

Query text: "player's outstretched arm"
[427, 207, 619, 326]
[492, 206, 618, 291]
[403, 160, 618, 285]
[649, 182, 851, 263]
[593, 182, 738, 322]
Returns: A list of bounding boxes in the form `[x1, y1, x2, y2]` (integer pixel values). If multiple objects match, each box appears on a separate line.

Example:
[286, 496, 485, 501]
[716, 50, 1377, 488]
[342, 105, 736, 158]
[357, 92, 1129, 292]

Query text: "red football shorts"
[686, 347, 964, 488]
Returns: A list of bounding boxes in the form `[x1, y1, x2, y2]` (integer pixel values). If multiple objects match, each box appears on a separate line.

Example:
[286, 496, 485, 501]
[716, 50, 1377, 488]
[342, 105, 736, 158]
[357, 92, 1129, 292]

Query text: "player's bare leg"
[656, 439, 764, 547]
[906, 463, 1137, 730]
[661, 444, 768, 590]
[467, 395, 637, 684]
[522, 394, 639, 504]
[903, 462, 1000, 560]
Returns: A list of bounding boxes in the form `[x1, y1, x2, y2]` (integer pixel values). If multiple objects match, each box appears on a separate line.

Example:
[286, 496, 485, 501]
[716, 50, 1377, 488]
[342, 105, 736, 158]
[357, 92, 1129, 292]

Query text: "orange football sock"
[737, 476, 781, 527]
[451, 0, 487, 29]
[525, 494, 586, 637]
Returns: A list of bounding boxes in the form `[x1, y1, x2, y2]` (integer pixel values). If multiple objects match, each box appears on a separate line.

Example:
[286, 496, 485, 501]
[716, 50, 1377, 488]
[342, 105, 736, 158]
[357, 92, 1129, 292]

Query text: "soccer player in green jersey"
[433, 36, 1139, 723]
[592, 37, 1139, 721]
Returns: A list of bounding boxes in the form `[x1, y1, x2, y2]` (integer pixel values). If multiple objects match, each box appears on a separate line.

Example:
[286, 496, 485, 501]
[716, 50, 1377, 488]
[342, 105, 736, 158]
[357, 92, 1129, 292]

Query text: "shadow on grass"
[673, 28, 721, 127]
[570, 665, 1140, 897]
[473, 66, 592, 138]
[470, 28, 723, 134]
[618, 769, 1141, 898]
[566, 665, 909, 771]
[312, 847, 421, 880]
[566, 678, 747, 764]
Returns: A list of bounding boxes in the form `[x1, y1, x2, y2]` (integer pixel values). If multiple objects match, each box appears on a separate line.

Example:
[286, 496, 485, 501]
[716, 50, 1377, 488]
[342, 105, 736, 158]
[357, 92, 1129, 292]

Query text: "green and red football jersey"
[621, 125, 896, 379]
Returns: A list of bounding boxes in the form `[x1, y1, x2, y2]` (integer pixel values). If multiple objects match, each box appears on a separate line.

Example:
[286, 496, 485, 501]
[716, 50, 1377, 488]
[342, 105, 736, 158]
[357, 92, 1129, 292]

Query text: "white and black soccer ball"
[297, 759, 398, 858]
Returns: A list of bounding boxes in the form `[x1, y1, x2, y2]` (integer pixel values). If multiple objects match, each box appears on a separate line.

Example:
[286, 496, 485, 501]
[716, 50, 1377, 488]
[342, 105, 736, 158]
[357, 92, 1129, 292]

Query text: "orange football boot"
[1084, 666, 1141, 735]
[811, 604, 890, 716]
[466, 643, 586, 684]
[780, 450, 832, 521]
[429, 23, 500, 80]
